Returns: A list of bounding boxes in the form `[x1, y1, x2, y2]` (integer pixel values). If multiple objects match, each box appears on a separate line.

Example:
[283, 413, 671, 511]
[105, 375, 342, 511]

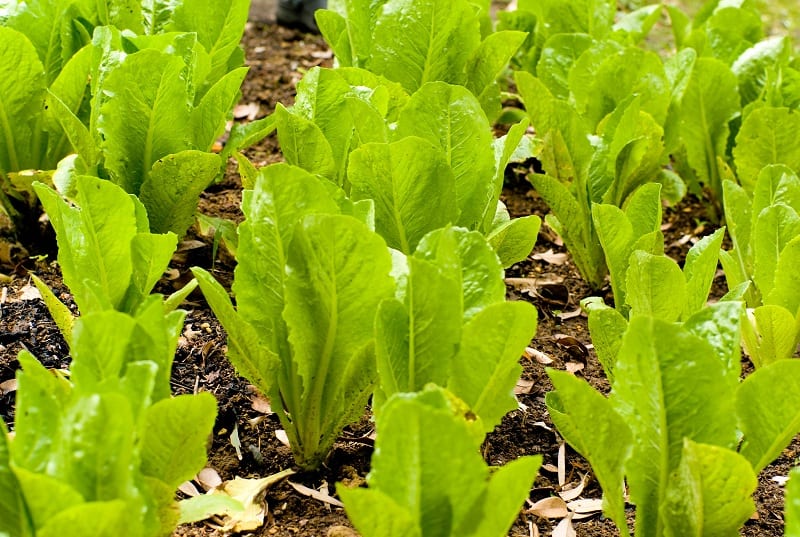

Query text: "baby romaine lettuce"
[547, 315, 800, 537]
[0, 27, 92, 227]
[0, 307, 216, 537]
[789, 467, 800, 537]
[194, 163, 395, 470]
[274, 68, 540, 266]
[720, 165, 800, 366]
[518, 70, 669, 289]
[591, 183, 664, 315]
[374, 226, 538, 430]
[48, 25, 246, 237]
[32, 176, 192, 343]
[318, 0, 526, 120]
[340, 386, 541, 537]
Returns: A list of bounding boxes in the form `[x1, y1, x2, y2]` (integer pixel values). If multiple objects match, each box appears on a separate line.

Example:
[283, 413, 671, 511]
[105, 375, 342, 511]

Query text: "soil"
[0, 15, 797, 537]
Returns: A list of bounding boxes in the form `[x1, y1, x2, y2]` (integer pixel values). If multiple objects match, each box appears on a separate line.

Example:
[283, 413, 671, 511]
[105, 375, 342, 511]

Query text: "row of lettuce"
[1, 0, 800, 536]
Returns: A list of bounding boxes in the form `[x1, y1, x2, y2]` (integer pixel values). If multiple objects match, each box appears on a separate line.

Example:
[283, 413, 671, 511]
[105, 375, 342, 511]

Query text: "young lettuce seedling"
[32, 176, 193, 344]
[720, 165, 800, 366]
[48, 24, 247, 237]
[546, 315, 800, 537]
[339, 385, 541, 537]
[274, 67, 541, 266]
[193, 163, 395, 470]
[518, 71, 670, 289]
[374, 226, 538, 430]
[0, 307, 217, 537]
[0, 27, 91, 232]
[317, 0, 526, 121]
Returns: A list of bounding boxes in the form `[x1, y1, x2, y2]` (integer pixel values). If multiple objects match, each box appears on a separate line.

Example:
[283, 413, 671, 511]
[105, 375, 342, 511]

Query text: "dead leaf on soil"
[558, 443, 566, 487]
[198, 467, 223, 491]
[289, 481, 344, 508]
[0, 378, 18, 395]
[515, 378, 535, 395]
[275, 429, 291, 447]
[18, 283, 41, 301]
[524, 347, 554, 365]
[207, 469, 295, 532]
[526, 496, 568, 519]
[234, 102, 261, 120]
[250, 393, 273, 415]
[551, 514, 576, 537]
[529, 521, 539, 537]
[532, 249, 569, 265]
[558, 474, 588, 502]
[567, 498, 604, 519]
[179, 480, 201, 497]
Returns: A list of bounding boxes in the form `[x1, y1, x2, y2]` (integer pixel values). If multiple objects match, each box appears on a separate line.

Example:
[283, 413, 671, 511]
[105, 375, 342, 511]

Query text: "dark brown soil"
[0, 16, 795, 537]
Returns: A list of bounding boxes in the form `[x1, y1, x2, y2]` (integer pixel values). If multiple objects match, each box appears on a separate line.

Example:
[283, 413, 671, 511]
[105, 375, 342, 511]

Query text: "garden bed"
[0, 14, 796, 537]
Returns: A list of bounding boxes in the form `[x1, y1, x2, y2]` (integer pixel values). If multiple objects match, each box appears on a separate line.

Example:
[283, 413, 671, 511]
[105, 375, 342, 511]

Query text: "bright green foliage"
[340, 386, 541, 537]
[0, 27, 91, 224]
[720, 165, 800, 366]
[275, 69, 541, 266]
[733, 107, 800, 191]
[318, 0, 526, 119]
[374, 226, 537, 430]
[0, 0, 249, 234]
[547, 315, 800, 537]
[675, 56, 740, 213]
[789, 467, 800, 537]
[193, 163, 395, 470]
[517, 68, 669, 289]
[0, 308, 217, 537]
[33, 176, 189, 342]
[592, 183, 664, 313]
[49, 27, 246, 236]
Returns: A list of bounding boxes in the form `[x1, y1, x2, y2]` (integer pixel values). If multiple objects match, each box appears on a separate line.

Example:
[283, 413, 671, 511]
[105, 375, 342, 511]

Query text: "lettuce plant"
[0, 0, 250, 236]
[0, 27, 91, 229]
[274, 67, 541, 266]
[374, 226, 538, 430]
[193, 163, 395, 470]
[790, 467, 800, 537]
[546, 314, 800, 537]
[517, 72, 670, 289]
[49, 26, 246, 237]
[720, 165, 800, 366]
[340, 385, 541, 537]
[582, 213, 726, 380]
[0, 306, 216, 537]
[317, 0, 526, 120]
[32, 176, 194, 344]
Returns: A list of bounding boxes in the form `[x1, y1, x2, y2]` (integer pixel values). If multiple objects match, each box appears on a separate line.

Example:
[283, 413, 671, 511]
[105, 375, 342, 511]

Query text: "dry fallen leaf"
[567, 498, 604, 516]
[0, 378, 18, 395]
[275, 429, 291, 447]
[558, 443, 566, 487]
[525, 347, 554, 365]
[233, 102, 260, 120]
[558, 474, 588, 502]
[289, 481, 344, 508]
[208, 469, 295, 532]
[327, 526, 358, 537]
[18, 283, 41, 301]
[198, 467, 223, 491]
[179, 480, 201, 497]
[551, 514, 576, 537]
[526, 496, 568, 519]
[515, 378, 535, 395]
[250, 393, 273, 414]
[532, 249, 569, 265]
